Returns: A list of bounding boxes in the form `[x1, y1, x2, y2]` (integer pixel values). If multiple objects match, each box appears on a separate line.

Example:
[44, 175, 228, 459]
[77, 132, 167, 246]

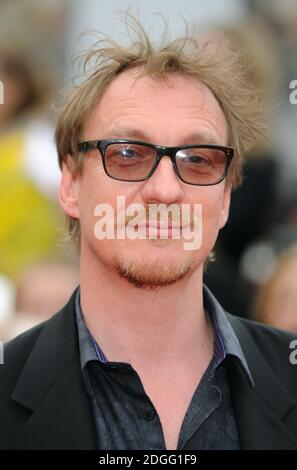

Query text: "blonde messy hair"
[55, 14, 266, 245]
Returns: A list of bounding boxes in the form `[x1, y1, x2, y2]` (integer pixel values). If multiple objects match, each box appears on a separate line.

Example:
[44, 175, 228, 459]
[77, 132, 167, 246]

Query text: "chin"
[114, 257, 192, 289]
[111, 240, 203, 290]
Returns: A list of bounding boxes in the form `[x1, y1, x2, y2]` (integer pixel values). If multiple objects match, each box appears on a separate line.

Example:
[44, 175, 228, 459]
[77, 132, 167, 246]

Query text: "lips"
[137, 222, 183, 230]
[133, 222, 188, 239]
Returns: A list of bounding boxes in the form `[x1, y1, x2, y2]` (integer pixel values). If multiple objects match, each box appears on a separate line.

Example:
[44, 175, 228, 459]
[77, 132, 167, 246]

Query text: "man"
[1, 19, 297, 450]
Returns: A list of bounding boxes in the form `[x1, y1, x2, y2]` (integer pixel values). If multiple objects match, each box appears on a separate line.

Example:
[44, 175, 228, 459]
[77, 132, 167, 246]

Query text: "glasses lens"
[105, 143, 157, 181]
[176, 147, 227, 185]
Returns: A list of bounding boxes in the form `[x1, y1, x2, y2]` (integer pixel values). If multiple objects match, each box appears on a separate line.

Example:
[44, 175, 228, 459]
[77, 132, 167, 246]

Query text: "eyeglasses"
[78, 139, 234, 186]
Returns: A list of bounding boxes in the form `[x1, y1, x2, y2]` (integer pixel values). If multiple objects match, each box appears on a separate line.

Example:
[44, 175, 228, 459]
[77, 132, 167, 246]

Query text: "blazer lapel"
[11, 291, 97, 450]
[226, 314, 297, 449]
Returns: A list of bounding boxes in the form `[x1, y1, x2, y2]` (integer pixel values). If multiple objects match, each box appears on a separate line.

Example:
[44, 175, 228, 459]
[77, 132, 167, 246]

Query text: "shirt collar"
[203, 284, 254, 386]
[75, 285, 254, 386]
[75, 288, 108, 367]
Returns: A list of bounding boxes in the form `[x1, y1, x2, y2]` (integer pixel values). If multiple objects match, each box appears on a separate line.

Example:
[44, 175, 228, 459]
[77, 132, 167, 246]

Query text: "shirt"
[75, 285, 254, 450]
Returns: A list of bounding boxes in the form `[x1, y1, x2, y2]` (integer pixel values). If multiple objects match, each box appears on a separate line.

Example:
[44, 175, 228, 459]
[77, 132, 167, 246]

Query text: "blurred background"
[0, 0, 297, 340]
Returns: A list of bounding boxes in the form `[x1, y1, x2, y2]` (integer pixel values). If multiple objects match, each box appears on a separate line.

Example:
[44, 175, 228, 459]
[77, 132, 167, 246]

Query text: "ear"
[219, 185, 231, 229]
[58, 157, 80, 220]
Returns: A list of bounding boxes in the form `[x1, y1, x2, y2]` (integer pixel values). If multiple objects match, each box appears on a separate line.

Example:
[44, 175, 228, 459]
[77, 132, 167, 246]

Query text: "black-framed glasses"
[78, 139, 234, 186]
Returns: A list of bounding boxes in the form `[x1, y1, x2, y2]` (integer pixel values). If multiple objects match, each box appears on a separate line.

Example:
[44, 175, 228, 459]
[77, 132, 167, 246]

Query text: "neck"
[79, 249, 213, 369]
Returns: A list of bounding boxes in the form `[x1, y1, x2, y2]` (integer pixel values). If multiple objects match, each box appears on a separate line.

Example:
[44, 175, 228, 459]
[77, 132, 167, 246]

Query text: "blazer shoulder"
[228, 313, 297, 346]
[0, 321, 46, 396]
[0, 291, 78, 450]
[227, 313, 297, 384]
[0, 288, 78, 390]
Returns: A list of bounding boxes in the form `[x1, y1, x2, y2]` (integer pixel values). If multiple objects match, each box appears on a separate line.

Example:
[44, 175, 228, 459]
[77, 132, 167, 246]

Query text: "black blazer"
[1, 289, 297, 450]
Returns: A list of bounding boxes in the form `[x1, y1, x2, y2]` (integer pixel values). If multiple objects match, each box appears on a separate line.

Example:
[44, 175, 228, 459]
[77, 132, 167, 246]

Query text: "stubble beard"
[114, 239, 194, 290]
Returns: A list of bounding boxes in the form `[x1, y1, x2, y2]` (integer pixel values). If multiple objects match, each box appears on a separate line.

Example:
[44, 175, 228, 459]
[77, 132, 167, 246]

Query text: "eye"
[181, 153, 212, 166]
[187, 155, 210, 165]
[106, 143, 157, 171]
[119, 148, 139, 158]
[110, 146, 145, 160]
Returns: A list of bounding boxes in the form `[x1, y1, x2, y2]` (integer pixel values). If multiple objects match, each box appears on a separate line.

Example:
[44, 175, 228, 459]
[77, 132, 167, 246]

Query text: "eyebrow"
[105, 127, 221, 146]
[107, 127, 149, 141]
[179, 132, 221, 146]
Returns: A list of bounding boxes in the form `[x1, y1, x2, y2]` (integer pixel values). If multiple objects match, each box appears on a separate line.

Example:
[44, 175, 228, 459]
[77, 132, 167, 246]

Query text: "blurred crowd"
[0, 0, 297, 341]
[0, 1, 79, 340]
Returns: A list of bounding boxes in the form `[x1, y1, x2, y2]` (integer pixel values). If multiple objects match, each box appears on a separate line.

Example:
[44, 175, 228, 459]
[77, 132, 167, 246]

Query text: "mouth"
[137, 221, 183, 229]
[134, 222, 188, 238]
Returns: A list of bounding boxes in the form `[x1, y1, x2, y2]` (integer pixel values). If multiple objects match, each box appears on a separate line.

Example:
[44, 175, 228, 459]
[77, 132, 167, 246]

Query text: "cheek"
[78, 172, 138, 239]
[198, 191, 227, 245]
[78, 175, 105, 237]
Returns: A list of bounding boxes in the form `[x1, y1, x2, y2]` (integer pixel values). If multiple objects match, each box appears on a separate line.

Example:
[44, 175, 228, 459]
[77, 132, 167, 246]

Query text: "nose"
[140, 155, 185, 205]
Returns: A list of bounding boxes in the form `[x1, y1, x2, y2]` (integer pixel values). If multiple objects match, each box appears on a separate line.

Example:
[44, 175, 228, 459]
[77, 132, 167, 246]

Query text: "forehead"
[83, 69, 228, 144]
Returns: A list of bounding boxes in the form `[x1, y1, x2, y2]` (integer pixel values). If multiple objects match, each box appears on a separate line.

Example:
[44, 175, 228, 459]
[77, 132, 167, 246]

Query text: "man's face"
[60, 70, 231, 289]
